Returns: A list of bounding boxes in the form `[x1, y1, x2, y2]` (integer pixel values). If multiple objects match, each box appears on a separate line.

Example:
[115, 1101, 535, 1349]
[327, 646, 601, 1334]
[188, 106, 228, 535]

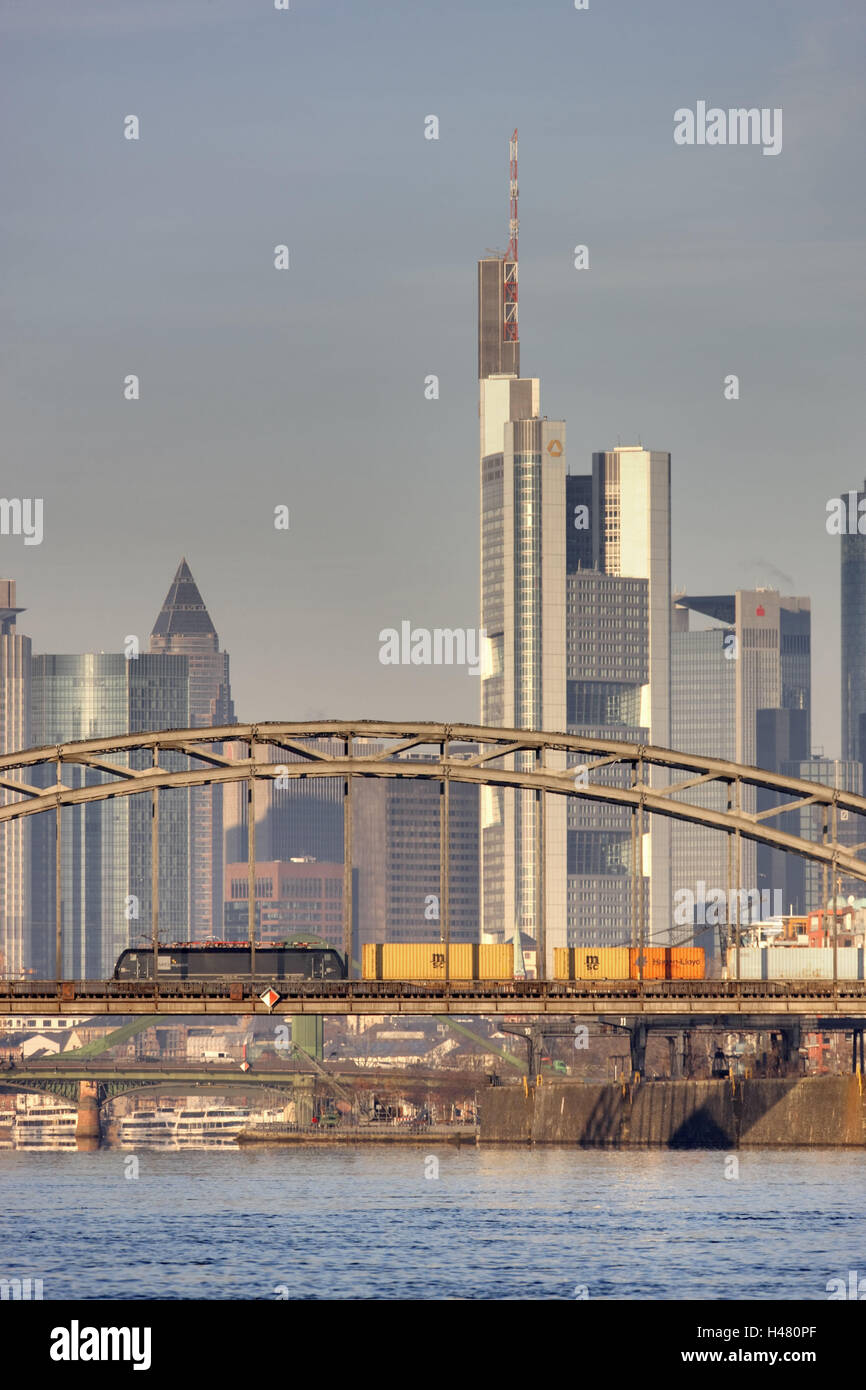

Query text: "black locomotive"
[113, 941, 348, 981]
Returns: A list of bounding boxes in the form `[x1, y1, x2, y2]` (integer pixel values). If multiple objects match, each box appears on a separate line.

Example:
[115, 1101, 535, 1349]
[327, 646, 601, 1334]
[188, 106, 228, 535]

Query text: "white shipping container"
[725, 948, 762, 980]
[725, 946, 863, 980]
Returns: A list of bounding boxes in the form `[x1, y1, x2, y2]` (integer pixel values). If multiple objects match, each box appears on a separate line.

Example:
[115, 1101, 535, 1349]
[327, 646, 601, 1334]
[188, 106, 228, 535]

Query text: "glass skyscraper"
[29, 654, 189, 977]
[0, 581, 31, 978]
[478, 258, 568, 972]
[840, 481, 866, 766]
[150, 559, 234, 937]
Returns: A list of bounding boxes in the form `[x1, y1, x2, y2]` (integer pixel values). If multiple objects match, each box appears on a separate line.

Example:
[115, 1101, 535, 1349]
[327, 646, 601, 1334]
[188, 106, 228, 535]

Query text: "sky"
[1, 0, 863, 753]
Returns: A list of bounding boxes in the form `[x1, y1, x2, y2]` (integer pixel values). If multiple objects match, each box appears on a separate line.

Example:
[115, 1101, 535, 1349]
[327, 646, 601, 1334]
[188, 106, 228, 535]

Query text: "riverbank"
[237, 1124, 478, 1145]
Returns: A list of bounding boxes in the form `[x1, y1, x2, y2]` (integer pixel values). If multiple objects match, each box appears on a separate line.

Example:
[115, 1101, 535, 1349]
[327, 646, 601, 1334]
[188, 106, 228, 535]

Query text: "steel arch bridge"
[2, 719, 866, 979]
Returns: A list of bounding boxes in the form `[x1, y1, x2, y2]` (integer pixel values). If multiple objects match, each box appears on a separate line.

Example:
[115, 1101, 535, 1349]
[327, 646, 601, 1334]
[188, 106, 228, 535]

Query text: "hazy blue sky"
[1, 0, 863, 753]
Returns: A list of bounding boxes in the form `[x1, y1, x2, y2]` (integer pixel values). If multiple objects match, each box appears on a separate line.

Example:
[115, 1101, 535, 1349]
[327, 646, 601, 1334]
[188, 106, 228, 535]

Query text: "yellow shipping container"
[476, 943, 514, 980]
[554, 947, 630, 980]
[361, 942, 513, 981]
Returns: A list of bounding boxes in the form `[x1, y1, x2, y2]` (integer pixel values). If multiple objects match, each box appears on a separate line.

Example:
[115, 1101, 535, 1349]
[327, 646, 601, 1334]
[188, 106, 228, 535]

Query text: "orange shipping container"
[629, 947, 666, 979]
[670, 947, 705, 980]
[628, 947, 705, 980]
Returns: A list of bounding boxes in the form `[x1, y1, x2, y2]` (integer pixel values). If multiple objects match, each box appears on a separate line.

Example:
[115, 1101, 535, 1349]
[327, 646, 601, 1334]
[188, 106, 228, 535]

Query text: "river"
[0, 1145, 862, 1299]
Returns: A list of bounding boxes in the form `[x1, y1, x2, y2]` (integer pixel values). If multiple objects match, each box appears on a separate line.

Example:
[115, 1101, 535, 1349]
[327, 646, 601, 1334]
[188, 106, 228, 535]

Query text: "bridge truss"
[2, 720, 866, 981]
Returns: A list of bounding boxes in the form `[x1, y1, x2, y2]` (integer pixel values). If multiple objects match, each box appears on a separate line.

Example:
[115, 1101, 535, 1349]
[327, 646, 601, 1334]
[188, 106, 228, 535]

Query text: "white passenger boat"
[174, 1105, 248, 1142]
[118, 1107, 179, 1143]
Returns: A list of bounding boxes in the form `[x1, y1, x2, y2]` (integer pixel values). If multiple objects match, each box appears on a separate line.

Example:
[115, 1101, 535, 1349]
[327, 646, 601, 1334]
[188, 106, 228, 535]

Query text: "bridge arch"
[1, 720, 864, 973]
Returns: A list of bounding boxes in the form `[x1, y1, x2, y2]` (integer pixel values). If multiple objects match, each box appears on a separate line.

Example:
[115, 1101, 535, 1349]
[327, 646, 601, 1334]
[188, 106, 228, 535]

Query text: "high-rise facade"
[354, 761, 479, 947]
[589, 447, 672, 940]
[566, 560, 649, 946]
[478, 213, 567, 970]
[150, 559, 234, 937]
[781, 757, 863, 911]
[0, 581, 31, 978]
[671, 590, 811, 937]
[670, 613, 737, 954]
[29, 655, 189, 977]
[840, 481, 866, 765]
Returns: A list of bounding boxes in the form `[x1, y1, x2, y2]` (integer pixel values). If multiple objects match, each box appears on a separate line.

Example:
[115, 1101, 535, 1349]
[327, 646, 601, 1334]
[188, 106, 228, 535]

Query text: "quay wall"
[480, 1076, 866, 1147]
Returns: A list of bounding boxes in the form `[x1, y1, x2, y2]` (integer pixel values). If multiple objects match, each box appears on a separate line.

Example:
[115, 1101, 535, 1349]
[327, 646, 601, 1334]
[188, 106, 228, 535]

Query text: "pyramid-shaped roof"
[151, 559, 217, 639]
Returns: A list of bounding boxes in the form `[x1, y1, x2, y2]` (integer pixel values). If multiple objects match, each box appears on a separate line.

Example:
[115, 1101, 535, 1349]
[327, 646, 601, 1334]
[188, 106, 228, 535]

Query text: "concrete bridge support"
[629, 1022, 648, 1080]
[769, 1024, 802, 1078]
[76, 1080, 101, 1144]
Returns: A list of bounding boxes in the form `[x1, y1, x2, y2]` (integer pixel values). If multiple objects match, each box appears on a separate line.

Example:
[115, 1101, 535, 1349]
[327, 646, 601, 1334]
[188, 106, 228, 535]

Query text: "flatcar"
[114, 942, 347, 982]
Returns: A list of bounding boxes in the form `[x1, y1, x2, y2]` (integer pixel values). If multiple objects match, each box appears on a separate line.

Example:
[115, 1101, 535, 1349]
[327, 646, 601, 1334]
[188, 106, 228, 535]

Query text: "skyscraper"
[0, 581, 31, 978]
[591, 446, 672, 939]
[840, 481, 866, 766]
[354, 760, 479, 947]
[566, 556, 649, 946]
[671, 590, 811, 937]
[478, 133, 567, 971]
[30, 654, 189, 977]
[150, 559, 234, 937]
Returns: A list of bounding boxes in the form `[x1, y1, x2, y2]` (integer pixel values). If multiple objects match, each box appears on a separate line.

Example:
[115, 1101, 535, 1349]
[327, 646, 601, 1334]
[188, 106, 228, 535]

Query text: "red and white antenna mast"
[503, 127, 518, 343]
[507, 127, 518, 262]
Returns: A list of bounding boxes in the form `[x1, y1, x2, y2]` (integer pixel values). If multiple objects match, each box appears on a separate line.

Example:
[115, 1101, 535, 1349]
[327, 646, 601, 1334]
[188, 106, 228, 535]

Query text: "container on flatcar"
[361, 943, 513, 981]
[553, 947, 630, 980]
[670, 948, 705, 980]
[629, 947, 666, 979]
[724, 946, 863, 981]
[628, 947, 705, 979]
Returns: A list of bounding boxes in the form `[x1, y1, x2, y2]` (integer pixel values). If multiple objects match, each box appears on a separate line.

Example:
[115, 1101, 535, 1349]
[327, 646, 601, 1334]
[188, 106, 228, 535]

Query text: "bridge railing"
[3, 977, 866, 1002]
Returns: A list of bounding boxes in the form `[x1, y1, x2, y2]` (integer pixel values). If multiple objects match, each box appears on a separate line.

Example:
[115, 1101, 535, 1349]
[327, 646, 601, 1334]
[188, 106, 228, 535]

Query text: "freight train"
[112, 940, 865, 985]
[113, 942, 348, 981]
[361, 944, 707, 980]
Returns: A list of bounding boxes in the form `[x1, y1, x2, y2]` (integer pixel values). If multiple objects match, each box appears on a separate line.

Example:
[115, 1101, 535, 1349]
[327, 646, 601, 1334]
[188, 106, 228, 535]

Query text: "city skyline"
[3, 0, 866, 1328]
[1, 0, 863, 755]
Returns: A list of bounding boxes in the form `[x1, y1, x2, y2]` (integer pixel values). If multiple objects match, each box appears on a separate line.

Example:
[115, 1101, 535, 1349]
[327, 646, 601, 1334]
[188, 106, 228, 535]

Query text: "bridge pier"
[76, 1080, 102, 1145]
[682, 1030, 694, 1080]
[628, 1022, 648, 1080]
[769, 1024, 802, 1078]
[664, 1033, 687, 1079]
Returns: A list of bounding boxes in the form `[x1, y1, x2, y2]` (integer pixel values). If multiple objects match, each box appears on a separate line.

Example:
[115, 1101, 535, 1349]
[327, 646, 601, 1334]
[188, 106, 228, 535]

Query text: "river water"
[0, 1146, 862, 1300]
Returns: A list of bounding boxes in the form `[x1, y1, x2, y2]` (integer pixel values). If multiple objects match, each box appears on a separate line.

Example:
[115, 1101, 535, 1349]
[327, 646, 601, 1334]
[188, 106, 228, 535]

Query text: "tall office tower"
[149, 559, 234, 937]
[566, 562, 649, 945]
[671, 608, 737, 957]
[755, 708, 809, 914]
[354, 761, 479, 947]
[841, 481, 866, 764]
[671, 591, 810, 937]
[780, 757, 863, 911]
[478, 131, 567, 972]
[30, 655, 189, 977]
[223, 740, 344, 871]
[0, 582, 31, 978]
[592, 447, 672, 939]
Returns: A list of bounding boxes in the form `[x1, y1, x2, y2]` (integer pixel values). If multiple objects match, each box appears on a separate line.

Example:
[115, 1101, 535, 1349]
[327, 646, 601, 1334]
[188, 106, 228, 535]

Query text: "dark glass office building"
[29, 655, 189, 977]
